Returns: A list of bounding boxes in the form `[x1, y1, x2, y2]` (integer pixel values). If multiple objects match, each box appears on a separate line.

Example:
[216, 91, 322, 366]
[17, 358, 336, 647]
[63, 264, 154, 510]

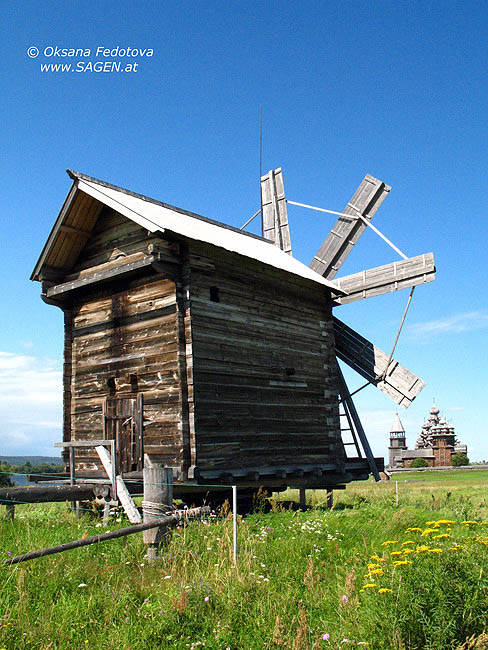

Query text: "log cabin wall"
[62, 208, 191, 476]
[187, 242, 343, 476]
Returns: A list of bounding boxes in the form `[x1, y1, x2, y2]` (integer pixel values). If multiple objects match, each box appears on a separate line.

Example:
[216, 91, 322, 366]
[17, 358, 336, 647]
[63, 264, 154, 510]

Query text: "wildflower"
[428, 548, 442, 553]
[378, 588, 393, 594]
[322, 633, 330, 641]
[403, 548, 415, 555]
[6, 552, 11, 557]
[401, 541, 415, 546]
[370, 555, 385, 562]
[433, 533, 450, 539]
[436, 519, 455, 525]
[381, 540, 398, 546]
[362, 583, 377, 589]
[406, 527, 422, 532]
[204, 596, 210, 602]
[341, 594, 348, 603]
[449, 545, 463, 551]
[368, 568, 384, 576]
[164, 575, 171, 580]
[416, 545, 430, 553]
[421, 528, 438, 537]
[78, 583, 88, 588]
[393, 560, 412, 566]
[426, 520, 440, 526]
[462, 521, 478, 526]
[367, 563, 381, 569]
[390, 551, 402, 557]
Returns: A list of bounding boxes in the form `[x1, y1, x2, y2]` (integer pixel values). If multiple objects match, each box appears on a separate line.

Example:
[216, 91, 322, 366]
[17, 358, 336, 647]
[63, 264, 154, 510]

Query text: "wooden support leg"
[102, 501, 110, 527]
[6, 504, 15, 521]
[143, 455, 173, 563]
[326, 490, 333, 509]
[299, 488, 306, 509]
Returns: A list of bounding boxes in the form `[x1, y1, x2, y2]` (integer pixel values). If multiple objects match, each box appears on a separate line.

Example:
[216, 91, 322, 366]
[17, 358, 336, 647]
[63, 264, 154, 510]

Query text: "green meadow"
[2, 470, 488, 650]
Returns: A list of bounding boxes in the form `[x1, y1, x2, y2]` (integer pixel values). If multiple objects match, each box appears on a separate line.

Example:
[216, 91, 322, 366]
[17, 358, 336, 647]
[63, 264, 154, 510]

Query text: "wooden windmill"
[260, 169, 435, 478]
[31, 168, 435, 498]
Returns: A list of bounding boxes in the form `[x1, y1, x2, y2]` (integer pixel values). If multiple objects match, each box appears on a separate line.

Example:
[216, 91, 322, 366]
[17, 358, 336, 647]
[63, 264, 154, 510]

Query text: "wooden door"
[103, 394, 143, 473]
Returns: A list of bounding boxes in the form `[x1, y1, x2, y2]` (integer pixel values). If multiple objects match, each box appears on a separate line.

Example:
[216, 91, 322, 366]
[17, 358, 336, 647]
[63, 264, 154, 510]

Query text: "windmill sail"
[310, 174, 390, 279]
[334, 317, 425, 408]
[332, 253, 435, 304]
[261, 168, 292, 255]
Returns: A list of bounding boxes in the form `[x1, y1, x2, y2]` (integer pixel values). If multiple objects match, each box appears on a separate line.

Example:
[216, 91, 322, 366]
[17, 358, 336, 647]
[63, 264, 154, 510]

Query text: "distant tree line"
[0, 461, 65, 487]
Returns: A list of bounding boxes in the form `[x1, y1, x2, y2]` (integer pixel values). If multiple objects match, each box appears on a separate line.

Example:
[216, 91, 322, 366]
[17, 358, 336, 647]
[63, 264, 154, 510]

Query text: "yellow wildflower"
[481, 521, 488, 526]
[406, 527, 422, 533]
[436, 520, 455, 525]
[428, 548, 443, 553]
[370, 555, 385, 562]
[367, 563, 381, 569]
[393, 560, 412, 566]
[426, 520, 440, 526]
[416, 545, 430, 553]
[363, 583, 377, 589]
[381, 540, 399, 546]
[402, 548, 415, 555]
[421, 528, 438, 537]
[378, 588, 393, 594]
[402, 541, 415, 546]
[369, 568, 384, 576]
[461, 521, 478, 526]
[433, 534, 450, 539]
[448, 546, 463, 551]
[390, 551, 403, 556]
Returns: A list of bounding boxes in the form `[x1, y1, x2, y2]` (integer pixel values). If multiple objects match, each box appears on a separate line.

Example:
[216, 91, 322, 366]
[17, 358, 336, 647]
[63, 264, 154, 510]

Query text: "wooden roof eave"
[30, 179, 80, 282]
[168, 230, 345, 301]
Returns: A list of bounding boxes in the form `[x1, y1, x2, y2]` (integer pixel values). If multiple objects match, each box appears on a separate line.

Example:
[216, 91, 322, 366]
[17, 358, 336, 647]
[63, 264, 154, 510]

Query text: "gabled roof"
[31, 170, 341, 292]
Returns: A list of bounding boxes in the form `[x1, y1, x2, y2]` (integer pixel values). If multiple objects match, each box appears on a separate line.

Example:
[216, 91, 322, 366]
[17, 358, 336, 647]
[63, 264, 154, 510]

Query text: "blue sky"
[1, 1, 487, 461]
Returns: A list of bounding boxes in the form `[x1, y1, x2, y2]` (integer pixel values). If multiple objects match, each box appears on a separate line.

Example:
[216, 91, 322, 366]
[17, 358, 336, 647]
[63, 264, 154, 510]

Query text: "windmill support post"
[143, 457, 173, 562]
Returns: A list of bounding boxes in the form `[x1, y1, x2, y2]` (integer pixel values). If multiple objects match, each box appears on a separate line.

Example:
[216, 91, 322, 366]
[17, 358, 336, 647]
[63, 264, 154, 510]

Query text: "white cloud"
[407, 311, 488, 340]
[0, 351, 62, 456]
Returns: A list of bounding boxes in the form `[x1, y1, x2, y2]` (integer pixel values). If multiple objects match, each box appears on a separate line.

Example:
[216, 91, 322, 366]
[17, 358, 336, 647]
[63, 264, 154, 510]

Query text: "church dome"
[430, 404, 440, 415]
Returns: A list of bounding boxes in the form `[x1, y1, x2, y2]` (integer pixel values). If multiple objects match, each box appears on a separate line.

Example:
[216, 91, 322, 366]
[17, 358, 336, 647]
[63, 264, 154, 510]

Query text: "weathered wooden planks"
[334, 317, 425, 408]
[310, 174, 391, 279]
[261, 168, 293, 255]
[332, 253, 436, 304]
[189, 244, 341, 472]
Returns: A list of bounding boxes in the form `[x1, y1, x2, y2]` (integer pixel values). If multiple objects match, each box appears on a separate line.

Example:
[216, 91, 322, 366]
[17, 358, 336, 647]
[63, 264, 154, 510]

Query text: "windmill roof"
[31, 170, 342, 294]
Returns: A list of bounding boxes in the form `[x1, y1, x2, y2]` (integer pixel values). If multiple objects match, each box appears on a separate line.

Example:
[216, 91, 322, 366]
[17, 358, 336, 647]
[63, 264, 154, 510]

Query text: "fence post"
[232, 485, 237, 565]
[143, 456, 173, 563]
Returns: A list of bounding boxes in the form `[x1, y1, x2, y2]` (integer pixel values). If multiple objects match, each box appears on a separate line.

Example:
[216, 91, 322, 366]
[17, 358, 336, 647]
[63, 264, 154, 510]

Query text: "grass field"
[2, 470, 488, 650]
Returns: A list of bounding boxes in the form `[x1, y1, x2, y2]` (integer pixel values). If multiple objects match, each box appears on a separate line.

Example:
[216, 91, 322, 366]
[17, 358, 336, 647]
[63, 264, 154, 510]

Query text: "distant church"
[388, 404, 467, 468]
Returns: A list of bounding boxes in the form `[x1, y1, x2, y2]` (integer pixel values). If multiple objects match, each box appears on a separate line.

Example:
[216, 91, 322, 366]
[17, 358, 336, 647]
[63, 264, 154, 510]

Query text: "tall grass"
[2, 473, 488, 649]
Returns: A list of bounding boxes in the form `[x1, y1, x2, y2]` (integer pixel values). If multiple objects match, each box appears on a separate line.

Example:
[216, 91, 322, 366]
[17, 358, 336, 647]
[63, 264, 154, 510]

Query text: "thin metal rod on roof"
[286, 199, 408, 261]
[259, 104, 263, 238]
[240, 209, 262, 231]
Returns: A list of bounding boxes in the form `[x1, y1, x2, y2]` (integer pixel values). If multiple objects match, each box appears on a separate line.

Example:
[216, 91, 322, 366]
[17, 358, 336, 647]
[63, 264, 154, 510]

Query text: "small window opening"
[130, 374, 138, 393]
[285, 367, 296, 376]
[107, 377, 116, 395]
[210, 286, 220, 303]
